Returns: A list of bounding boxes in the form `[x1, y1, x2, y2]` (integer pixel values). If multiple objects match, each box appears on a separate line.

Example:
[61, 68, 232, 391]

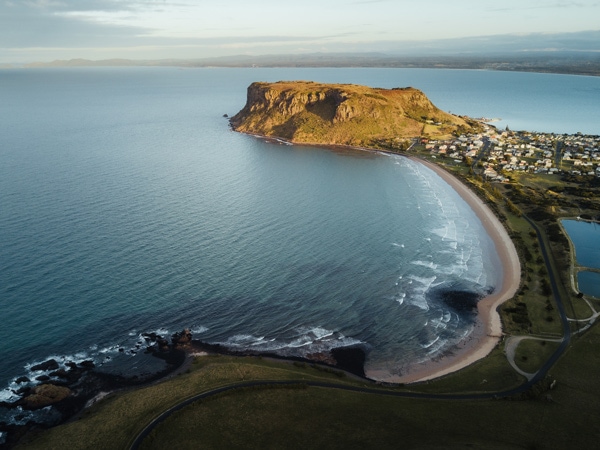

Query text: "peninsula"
[230, 81, 483, 148]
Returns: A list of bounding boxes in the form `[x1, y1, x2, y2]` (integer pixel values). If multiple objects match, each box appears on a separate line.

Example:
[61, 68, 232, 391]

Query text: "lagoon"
[562, 219, 600, 298]
[561, 220, 600, 269]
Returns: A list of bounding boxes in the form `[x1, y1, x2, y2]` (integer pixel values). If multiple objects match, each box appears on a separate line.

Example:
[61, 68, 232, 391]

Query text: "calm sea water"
[1, 68, 598, 423]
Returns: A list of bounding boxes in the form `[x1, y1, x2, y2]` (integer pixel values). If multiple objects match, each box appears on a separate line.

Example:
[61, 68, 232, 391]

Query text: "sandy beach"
[366, 156, 522, 383]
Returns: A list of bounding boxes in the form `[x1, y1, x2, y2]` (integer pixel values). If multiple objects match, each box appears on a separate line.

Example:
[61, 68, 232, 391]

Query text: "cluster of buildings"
[422, 126, 600, 181]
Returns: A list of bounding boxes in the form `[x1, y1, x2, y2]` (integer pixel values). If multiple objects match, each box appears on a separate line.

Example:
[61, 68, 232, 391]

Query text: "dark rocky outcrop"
[171, 328, 193, 346]
[78, 360, 96, 369]
[30, 359, 59, 372]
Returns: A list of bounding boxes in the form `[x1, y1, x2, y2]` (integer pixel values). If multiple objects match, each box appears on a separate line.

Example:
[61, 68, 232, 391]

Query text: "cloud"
[0, 1, 155, 47]
[488, 0, 600, 12]
[2, 0, 599, 62]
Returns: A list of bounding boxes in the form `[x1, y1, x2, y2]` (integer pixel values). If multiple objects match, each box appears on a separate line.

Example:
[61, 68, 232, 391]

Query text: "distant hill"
[20, 48, 600, 77]
[229, 81, 483, 147]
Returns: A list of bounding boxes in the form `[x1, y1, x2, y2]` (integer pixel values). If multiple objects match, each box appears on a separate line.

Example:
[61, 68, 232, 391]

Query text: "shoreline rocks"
[1, 327, 369, 447]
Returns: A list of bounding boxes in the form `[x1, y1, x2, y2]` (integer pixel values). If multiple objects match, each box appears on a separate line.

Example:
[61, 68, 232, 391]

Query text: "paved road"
[471, 137, 491, 174]
[522, 214, 572, 386]
[555, 140, 564, 169]
[129, 377, 537, 450]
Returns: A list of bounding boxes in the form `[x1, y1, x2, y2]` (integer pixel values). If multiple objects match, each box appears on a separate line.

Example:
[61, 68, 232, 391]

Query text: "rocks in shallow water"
[15, 386, 31, 396]
[142, 332, 159, 342]
[171, 328, 192, 346]
[439, 290, 481, 314]
[15, 376, 30, 384]
[49, 369, 70, 380]
[54, 366, 86, 383]
[31, 359, 59, 372]
[79, 360, 95, 369]
[331, 346, 367, 377]
[20, 384, 71, 410]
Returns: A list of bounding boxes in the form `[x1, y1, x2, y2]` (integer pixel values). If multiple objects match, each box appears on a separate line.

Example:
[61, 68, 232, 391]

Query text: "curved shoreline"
[376, 157, 521, 383]
[235, 130, 522, 382]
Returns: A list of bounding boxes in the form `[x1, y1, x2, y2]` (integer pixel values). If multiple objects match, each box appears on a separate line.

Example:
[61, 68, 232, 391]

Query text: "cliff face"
[230, 81, 481, 147]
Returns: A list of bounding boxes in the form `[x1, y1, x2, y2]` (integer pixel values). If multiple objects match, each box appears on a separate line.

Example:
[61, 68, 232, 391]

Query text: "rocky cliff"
[230, 81, 481, 148]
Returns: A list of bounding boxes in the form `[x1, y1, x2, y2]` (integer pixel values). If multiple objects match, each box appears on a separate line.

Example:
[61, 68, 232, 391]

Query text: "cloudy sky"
[2, 0, 600, 63]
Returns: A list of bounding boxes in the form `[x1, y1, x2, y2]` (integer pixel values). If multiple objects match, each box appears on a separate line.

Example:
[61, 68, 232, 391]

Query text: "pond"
[562, 219, 600, 298]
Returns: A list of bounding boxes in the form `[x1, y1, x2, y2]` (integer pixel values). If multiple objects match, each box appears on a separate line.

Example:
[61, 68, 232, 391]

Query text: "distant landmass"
[229, 81, 483, 147]
[13, 50, 600, 77]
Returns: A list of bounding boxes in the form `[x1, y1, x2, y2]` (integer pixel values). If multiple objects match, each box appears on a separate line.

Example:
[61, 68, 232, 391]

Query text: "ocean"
[1, 67, 599, 425]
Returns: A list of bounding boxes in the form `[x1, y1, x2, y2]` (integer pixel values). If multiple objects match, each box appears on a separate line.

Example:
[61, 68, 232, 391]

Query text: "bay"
[0, 68, 598, 423]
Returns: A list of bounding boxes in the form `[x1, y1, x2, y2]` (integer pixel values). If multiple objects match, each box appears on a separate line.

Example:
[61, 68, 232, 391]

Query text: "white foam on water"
[424, 337, 449, 355]
[250, 337, 276, 346]
[429, 316, 448, 331]
[411, 260, 438, 270]
[144, 327, 171, 337]
[1, 405, 61, 427]
[288, 335, 313, 348]
[213, 326, 363, 357]
[421, 336, 441, 349]
[190, 325, 209, 334]
[393, 293, 406, 305]
[305, 326, 335, 340]
[0, 387, 20, 403]
[224, 334, 263, 346]
[98, 344, 121, 354]
[402, 275, 438, 311]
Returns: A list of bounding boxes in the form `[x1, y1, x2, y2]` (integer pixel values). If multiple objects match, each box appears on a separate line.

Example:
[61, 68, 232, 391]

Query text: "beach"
[366, 157, 521, 383]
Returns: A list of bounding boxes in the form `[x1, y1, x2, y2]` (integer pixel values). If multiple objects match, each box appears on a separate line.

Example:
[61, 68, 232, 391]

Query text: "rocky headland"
[0, 328, 367, 448]
[229, 81, 483, 148]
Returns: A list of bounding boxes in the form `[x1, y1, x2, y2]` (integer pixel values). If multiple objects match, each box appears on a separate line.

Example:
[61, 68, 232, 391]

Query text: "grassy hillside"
[17, 325, 600, 450]
[230, 81, 482, 147]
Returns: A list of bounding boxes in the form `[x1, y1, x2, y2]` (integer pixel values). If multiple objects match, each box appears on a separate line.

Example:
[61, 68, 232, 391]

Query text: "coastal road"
[521, 214, 572, 386]
[129, 377, 540, 450]
[555, 140, 564, 169]
[471, 137, 491, 174]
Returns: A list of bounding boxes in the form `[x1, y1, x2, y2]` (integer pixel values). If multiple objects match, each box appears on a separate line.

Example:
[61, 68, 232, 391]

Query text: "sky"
[1, 0, 600, 63]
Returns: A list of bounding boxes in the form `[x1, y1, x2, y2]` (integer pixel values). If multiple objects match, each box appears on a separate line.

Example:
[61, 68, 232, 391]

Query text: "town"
[420, 125, 600, 182]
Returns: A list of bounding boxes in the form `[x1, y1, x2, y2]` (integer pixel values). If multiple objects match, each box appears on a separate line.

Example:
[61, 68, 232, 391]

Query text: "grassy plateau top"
[230, 81, 483, 147]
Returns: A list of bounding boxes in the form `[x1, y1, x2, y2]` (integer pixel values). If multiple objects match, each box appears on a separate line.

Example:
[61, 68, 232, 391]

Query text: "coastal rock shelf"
[230, 81, 482, 147]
